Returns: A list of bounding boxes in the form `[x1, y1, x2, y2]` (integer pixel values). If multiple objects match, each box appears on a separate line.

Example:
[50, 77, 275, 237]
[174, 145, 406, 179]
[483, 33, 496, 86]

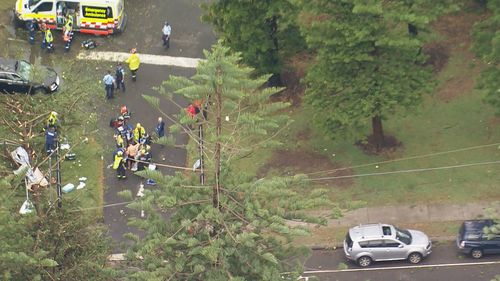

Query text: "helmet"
[136, 123, 141, 128]
[118, 116, 124, 121]
[51, 111, 58, 116]
[117, 150, 123, 156]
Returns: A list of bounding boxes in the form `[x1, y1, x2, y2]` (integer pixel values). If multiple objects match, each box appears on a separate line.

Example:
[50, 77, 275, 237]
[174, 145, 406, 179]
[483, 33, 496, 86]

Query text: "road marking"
[302, 260, 500, 274]
[76, 51, 203, 68]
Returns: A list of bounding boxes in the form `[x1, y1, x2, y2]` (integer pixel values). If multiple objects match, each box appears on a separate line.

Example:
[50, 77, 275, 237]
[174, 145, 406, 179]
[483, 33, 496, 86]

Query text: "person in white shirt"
[162, 21, 171, 49]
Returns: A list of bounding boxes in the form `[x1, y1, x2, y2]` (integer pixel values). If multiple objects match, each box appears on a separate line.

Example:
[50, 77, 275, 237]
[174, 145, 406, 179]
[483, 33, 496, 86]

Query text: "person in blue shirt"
[103, 70, 115, 99]
[45, 127, 57, 154]
[27, 20, 37, 45]
[156, 117, 165, 138]
[115, 63, 125, 92]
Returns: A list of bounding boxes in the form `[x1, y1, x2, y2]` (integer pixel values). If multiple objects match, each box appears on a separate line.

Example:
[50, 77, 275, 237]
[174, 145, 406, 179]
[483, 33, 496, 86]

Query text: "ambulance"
[14, 0, 127, 35]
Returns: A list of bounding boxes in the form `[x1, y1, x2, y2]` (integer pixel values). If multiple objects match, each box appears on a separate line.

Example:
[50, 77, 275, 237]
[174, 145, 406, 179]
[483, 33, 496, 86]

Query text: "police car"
[0, 58, 60, 94]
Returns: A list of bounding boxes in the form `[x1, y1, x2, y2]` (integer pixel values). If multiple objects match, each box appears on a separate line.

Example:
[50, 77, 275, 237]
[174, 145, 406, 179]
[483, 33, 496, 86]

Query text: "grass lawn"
[294, 221, 461, 247]
[0, 32, 106, 217]
[234, 9, 500, 209]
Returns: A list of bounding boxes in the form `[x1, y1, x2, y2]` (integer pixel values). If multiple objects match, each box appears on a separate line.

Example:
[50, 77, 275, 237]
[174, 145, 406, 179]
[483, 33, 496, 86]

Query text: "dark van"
[456, 219, 500, 259]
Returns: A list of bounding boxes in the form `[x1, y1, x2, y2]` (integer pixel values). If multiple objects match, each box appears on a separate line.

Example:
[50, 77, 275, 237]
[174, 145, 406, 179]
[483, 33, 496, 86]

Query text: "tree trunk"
[267, 15, 283, 87]
[371, 115, 385, 150]
[213, 68, 222, 210]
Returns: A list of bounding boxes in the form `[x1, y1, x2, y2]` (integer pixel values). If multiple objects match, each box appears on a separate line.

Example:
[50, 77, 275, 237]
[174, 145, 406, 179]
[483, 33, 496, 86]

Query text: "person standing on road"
[115, 63, 126, 92]
[162, 21, 171, 49]
[133, 123, 146, 143]
[156, 117, 165, 138]
[112, 150, 127, 179]
[125, 48, 140, 81]
[103, 70, 115, 99]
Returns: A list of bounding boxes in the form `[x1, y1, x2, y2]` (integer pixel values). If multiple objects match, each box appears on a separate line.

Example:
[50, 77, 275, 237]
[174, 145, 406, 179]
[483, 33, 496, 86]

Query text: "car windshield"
[395, 226, 412, 245]
[16, 61, 33, 81]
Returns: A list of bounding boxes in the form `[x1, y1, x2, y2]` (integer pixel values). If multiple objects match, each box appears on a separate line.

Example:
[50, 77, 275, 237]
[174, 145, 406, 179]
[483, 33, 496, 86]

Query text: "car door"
[363, 240, 385, 261]
[383, 239, 407, 260]
[0, 73, 15, 94]
[482, 234, 500, 254]
[492, 235, 500, 254]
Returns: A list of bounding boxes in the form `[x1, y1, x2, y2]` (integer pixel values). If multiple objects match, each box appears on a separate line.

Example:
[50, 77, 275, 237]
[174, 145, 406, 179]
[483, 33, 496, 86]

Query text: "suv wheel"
[357, 256, 372, 267]
[408, 252, 423, 264]
[471, 249, 483, 259]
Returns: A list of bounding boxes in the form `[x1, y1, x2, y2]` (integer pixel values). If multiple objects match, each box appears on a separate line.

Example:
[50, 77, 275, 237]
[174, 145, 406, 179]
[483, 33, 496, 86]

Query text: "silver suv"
[343, 223, 432, 267]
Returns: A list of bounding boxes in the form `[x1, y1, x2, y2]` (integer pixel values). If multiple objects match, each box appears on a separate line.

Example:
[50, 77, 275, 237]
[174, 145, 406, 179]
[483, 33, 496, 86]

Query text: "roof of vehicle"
[349, 223, 394, 241]
[462, 220, 494, 233]
[0, 58, 19, 73]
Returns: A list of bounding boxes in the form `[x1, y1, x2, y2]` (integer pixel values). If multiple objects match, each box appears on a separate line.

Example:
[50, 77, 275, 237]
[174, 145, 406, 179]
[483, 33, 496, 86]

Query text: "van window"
[383, 240, 401, 247]
[34, 2, 53, 12]
[359, 240, 383, 248]
[29, 0, 42, 7]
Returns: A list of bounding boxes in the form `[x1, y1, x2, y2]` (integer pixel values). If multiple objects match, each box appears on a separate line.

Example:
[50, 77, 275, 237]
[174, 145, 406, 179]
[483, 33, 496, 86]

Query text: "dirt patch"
[271, 52, 311, 106]
[356, 135, 402, 155]
[430, 8, 489, 102]
[257, 149, 354, 188]
[423, 42, 449, 73]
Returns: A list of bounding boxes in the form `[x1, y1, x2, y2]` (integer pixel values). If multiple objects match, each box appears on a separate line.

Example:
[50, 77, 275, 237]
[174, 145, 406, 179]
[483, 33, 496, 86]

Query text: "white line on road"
[76, 51, 203, 68]
[302, 260, 500, 274]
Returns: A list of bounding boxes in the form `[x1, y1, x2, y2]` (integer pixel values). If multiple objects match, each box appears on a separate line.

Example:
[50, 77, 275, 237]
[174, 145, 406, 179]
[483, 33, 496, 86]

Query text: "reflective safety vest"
[47, 114, 58, 126]
[133, 126, 145, 142]
[125, 54, 140, 71]
[116, 134, 124, 148]
[45, 29, 53, 43]
[64, 16, 73, 31]
[113, 154, 124, 170]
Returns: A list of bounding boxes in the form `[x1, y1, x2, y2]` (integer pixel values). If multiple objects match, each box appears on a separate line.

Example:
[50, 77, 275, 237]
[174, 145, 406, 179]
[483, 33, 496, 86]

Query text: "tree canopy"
[202, 0, 304, 80]
[296, 0, 433, 149]
[472, 0, 500, 114]
[123, 43, 330, 281]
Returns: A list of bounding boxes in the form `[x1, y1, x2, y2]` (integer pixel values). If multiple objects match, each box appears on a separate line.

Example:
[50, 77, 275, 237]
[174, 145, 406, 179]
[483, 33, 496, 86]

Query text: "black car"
[0, 58, 60, 94]
[457, 219, 500, 259]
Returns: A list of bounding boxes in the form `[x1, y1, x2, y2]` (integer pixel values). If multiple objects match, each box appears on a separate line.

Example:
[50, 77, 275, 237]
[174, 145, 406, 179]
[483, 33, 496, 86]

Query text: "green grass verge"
[0, 34, 105, 217]
[233, 27, 500, 209]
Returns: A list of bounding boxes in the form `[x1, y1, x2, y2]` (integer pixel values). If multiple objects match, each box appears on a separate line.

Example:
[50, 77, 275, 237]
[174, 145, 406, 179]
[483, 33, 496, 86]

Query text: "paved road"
[304, 242, 500, 281]
[96, 0, 215, 252]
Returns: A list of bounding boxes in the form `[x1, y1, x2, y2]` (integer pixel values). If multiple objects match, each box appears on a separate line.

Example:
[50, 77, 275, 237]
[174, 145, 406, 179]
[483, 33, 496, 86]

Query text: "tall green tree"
[0, 178, 115, 281]
[123, 43, 329, 280]
[472, 0, 500, 114]
[202, 0, 304, 82]
[296, 0, 433, 150]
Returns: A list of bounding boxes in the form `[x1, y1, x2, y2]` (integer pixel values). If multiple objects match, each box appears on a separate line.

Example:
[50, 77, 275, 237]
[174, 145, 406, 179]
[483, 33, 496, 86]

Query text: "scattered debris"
[19, 199, 35, 215]
[62, 183, 75, 193]
[76, 182, 86, 190]
[192, 159, 201, 171]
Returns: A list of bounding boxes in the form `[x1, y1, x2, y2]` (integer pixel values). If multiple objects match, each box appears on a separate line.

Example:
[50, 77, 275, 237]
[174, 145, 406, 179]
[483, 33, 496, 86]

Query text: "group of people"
[103, 48, 140, 100]
[111, 106, 166, 180]
[28, 12, 74, 52]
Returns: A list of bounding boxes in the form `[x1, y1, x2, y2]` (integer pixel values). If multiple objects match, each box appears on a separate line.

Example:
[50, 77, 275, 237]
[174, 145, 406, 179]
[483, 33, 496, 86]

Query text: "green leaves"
[472, 0, 500, 114]
[298, 0, 433, 142]
[202, 0, 304, 75]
